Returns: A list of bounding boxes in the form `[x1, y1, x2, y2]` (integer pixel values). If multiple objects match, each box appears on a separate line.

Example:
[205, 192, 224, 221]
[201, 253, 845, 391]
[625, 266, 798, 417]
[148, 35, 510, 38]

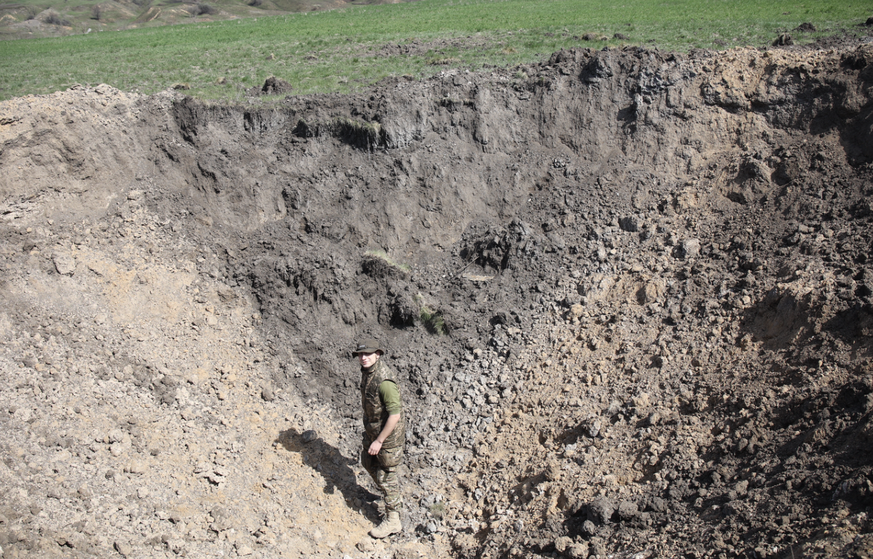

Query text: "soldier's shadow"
[275, 428, 381, 523]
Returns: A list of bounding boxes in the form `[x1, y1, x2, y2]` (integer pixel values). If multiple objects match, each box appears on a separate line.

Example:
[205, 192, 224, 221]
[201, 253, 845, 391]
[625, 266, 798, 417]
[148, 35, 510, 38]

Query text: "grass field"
[0, 0, 869, 102]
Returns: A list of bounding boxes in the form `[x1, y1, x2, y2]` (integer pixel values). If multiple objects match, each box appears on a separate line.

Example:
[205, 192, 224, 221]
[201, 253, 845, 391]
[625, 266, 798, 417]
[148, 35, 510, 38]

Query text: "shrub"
[43, 10, 71, 26]
[190, 3, 217, 16]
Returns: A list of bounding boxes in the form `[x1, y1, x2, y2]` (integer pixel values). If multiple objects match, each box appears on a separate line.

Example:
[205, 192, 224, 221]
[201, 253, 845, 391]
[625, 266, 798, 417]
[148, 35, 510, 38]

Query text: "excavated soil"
[1, 36, 873, 559]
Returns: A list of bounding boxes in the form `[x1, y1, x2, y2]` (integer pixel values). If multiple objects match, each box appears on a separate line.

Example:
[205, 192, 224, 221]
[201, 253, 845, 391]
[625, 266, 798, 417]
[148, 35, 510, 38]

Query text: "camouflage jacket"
[361, 359, 405, 450]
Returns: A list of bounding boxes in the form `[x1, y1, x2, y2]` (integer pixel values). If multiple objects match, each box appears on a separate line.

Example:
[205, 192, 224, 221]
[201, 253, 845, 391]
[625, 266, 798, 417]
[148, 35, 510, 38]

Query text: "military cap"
[352, 338, 384, 356]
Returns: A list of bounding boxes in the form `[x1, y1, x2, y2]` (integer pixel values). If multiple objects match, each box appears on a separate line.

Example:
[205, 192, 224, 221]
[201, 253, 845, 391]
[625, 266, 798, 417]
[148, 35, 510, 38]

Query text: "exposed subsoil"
[1, 35, 873, 559]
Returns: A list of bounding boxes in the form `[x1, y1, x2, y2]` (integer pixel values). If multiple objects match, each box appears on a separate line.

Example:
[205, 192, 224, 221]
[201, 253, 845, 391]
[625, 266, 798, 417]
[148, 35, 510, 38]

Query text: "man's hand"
[368, 413, 400, 455]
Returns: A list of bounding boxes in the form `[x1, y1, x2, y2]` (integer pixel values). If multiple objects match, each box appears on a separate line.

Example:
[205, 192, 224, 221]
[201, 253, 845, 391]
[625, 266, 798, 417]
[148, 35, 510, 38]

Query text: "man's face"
[358, 351, 380, 368]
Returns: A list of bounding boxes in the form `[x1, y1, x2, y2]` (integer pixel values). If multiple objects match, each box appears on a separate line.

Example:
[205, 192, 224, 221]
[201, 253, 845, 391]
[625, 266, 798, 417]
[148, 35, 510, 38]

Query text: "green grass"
[0, 0, 868, 102]
[419, 304, 447, 336]
[415, 293, 447, 335]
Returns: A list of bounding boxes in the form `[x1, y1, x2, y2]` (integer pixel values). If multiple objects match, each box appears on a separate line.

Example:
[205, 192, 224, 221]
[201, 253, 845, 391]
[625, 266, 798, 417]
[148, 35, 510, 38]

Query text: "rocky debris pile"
[1, 36, 873, 559]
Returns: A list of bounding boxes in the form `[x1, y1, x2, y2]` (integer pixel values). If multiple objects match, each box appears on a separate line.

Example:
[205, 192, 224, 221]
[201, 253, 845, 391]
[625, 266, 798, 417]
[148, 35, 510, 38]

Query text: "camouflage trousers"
[361, 440, 404, 514]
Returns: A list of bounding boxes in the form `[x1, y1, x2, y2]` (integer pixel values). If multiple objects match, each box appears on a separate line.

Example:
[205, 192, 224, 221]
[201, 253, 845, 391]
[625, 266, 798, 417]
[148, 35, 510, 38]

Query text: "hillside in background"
[0, 0, 394, 39]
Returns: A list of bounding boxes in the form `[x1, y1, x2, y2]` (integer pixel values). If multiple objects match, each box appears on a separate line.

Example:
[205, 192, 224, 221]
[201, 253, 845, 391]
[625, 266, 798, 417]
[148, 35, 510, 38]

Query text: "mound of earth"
[248, 76, 293, 97]
[1, 36, 872, 559]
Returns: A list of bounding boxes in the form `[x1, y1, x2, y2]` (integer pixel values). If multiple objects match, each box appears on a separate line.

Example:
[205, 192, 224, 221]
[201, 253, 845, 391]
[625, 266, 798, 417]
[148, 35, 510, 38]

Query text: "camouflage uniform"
[360, 358, 405, 515]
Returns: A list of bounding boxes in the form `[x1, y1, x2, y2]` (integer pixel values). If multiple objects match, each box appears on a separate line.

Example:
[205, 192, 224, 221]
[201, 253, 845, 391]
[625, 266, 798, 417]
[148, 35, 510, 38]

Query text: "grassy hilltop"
[0, 0, 870, 102]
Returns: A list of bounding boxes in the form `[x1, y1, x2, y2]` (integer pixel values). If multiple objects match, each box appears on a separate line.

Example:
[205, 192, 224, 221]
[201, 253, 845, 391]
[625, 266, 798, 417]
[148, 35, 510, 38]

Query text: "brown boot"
[369, 511, 402, 539]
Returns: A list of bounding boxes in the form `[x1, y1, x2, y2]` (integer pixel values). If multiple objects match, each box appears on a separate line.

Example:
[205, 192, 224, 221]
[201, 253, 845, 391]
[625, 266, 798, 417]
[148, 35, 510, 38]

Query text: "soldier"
[353, 339, 405, 539]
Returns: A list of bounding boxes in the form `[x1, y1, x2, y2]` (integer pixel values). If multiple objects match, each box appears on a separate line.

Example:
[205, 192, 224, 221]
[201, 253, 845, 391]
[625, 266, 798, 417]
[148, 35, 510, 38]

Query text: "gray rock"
[619, 216, 641, 232]
[567, 542, 589, 559]
[588, 497, 615, 524]
[674, 238, 701, 259]
[52, 252, 76, 275]
[618, 500, 639, 519]
[114, 540, 133, 557]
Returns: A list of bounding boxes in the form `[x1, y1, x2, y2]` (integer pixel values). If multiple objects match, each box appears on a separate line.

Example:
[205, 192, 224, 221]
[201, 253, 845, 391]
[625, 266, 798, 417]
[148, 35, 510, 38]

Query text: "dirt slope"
[1, 37, 872, 559]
